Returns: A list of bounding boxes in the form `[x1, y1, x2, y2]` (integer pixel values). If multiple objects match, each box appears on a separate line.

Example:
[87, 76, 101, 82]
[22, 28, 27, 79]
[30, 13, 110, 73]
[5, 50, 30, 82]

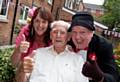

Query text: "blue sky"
[83, 0, 105, 5]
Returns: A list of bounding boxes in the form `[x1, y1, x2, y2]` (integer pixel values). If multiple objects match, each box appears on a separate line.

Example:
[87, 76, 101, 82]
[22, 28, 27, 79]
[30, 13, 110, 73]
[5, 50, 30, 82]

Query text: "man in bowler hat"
[68, 11, 120, 82]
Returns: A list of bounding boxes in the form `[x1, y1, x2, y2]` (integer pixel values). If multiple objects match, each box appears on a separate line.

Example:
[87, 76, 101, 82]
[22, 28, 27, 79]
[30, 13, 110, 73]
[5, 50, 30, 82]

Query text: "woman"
[11, 6, 53, 67]
[11, 6, 53, 82]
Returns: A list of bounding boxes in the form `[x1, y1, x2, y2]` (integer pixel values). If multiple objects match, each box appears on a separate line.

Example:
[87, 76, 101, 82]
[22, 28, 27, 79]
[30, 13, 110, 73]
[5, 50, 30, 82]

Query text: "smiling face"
[33, 14, 49, 36]
[71, 26, 94, 49]
[50, 26, 68, 53]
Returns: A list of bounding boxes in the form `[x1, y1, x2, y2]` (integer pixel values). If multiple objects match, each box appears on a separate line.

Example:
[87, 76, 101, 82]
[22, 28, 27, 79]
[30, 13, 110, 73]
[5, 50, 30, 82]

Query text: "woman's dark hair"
[27, 6, 53, 46]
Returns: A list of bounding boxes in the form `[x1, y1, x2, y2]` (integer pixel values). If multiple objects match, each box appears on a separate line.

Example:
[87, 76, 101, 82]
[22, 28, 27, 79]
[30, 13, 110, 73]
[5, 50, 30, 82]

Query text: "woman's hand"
[19, 34, 30, 53]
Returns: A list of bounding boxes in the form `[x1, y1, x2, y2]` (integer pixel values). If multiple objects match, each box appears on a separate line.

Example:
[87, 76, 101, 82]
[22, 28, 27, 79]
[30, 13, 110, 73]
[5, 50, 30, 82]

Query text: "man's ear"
[67, 32, 71, 41]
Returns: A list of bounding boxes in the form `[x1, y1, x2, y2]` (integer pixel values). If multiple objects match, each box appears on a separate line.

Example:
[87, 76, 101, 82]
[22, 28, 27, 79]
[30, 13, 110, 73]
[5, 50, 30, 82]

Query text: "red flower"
[89, 52, 97, 61]
[114, 54, 120, 59]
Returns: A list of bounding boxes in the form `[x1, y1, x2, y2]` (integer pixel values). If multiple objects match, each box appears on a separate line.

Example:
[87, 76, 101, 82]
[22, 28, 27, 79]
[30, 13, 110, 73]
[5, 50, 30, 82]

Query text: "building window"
[0, 0, 9, 19]
[48, 0, 52, 5]
[20, 6, 29, 20]
[18, 6, 29, 25]
[64, 0, 74, 10]
[64, 0, 81, 10]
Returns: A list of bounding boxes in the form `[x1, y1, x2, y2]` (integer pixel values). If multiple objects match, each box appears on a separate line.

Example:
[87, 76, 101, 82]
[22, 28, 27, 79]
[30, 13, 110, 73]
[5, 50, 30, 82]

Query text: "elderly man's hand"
[23, 50, 36, 73]
[82, 61, 104, 82]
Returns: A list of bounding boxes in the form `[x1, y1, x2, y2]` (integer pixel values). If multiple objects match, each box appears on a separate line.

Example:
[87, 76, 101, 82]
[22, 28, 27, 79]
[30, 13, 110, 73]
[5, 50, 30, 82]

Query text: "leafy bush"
[0, 48, 15, 82]
[114, 43, 120, 71]
[14, 25, 20, 35]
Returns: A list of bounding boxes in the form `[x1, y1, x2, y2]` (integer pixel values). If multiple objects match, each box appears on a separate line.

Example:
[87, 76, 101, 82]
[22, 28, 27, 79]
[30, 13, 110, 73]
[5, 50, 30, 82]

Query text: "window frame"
[64, 0, 74, 10]
[64, 0, 82, 10]
[0, 0, 10, 20]
[18, 6, 29, 25]
[47, 0, 52, 5]
[20, 6, 29, 21]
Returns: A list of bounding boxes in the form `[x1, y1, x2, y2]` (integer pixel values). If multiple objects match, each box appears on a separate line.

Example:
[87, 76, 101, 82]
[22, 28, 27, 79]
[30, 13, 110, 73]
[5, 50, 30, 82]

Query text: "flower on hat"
[28, 7, 36, 17]
[89, 52, 97, 61]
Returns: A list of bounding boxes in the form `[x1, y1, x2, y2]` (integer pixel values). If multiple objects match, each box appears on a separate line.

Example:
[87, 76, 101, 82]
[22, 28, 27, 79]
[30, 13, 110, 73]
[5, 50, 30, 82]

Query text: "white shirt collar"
[48, 45, 70, 56]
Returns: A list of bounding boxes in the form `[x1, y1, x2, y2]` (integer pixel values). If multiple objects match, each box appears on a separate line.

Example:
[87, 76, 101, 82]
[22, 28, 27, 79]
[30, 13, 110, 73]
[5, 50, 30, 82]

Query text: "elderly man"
[24, 20, 88, 82]
[68, 11, 120, 82]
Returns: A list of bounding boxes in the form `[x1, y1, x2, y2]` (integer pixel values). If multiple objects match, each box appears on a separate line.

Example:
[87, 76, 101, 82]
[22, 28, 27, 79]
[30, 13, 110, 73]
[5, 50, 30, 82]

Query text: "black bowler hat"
[69, 11, 95, 31]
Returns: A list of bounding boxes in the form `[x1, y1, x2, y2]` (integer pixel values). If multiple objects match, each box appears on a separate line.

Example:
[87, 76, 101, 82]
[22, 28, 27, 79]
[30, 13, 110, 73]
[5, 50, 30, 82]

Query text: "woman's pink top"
[16, 25, 29, 48]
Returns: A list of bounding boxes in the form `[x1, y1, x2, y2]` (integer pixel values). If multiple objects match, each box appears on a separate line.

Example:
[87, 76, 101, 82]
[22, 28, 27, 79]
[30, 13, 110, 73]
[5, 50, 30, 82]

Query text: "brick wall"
[1, 0, 102, 46]
[60, 10, 72, 21]
[0, 0, 40, 46]
[19, 0, 32, 6]
[51, 0, 65, 20]
[0, 1, 15, 45]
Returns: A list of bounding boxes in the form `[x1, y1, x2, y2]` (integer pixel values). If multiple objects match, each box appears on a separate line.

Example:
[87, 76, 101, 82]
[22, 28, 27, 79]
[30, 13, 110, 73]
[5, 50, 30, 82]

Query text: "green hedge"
[114, 43, 120, 71]
[0, 48, 15, 82]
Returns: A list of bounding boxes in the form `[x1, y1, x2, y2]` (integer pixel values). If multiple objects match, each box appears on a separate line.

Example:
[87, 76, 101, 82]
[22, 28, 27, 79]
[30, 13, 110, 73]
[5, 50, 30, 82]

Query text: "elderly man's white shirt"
[29, 45, 88, 82]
